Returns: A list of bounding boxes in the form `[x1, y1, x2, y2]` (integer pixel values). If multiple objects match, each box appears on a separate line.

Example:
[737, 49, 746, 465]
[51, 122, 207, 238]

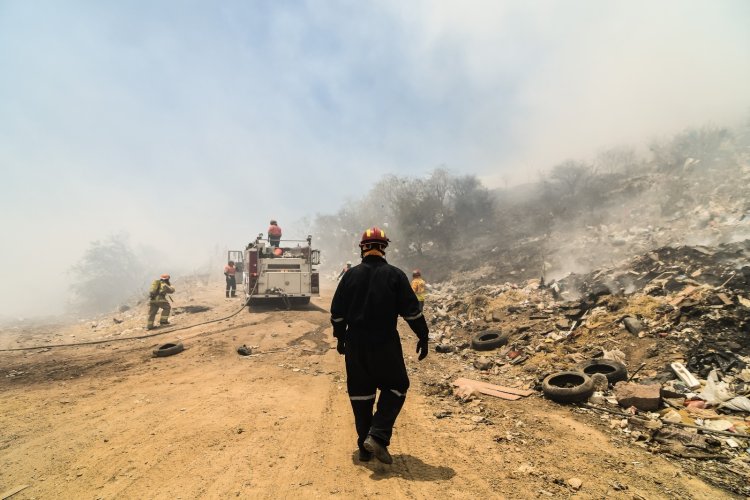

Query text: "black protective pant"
[225, 275, 236, 297]
[345, 338, 409, 449]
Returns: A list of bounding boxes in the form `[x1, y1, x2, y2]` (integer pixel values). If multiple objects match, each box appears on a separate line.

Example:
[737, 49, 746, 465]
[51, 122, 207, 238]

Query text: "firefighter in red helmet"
[330, 226, 429, 464]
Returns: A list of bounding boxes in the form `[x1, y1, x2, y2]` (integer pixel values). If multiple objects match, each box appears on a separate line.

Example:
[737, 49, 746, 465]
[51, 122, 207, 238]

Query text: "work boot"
[226, 291, 229, 298]
[159, 321, 169, 326]
[146, 325, 155, 331]
[363, 435, 392, 464]
[231, 292, 236, 298]
[358, 448, 373, 462]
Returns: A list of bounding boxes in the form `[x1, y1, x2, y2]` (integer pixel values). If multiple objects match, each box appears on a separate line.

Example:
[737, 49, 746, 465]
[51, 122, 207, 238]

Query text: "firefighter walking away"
[146, 274, 175, 330]
[330, 226, 429, 464]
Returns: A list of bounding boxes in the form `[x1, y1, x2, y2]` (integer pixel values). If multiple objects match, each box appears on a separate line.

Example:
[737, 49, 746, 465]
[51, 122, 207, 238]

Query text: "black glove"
[416, 338, 428, 361]
[332, 319, 347, 355]
[406, 315, 429, 340]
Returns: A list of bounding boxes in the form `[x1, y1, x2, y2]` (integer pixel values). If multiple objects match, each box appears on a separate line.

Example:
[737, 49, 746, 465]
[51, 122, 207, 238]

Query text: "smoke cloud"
[1, 0, 748, 318]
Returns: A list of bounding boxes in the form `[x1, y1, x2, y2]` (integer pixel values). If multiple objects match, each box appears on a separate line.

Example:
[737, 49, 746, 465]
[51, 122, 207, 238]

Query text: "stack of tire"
[542, 359, 628, 404]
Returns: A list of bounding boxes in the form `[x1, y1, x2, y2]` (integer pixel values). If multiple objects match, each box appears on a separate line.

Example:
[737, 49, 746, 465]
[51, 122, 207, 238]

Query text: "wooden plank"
[453, 377, 534, 397]
[1, 485, 30, 500]
[454, 377, 533, 397]
[475, 387, 521, 400]
[453, 380, 521, 401]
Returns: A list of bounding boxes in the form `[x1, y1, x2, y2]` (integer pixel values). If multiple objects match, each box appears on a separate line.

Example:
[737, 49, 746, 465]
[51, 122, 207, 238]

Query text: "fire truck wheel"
[578, 359, 628, 384]
[470, 330, 508, 351]
[153, 342, 184, 357]
[542, 371, 594, 403]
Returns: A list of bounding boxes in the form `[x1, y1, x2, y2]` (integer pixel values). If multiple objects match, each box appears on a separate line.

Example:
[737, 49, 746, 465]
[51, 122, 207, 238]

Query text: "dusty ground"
[0, 281, 738, 499]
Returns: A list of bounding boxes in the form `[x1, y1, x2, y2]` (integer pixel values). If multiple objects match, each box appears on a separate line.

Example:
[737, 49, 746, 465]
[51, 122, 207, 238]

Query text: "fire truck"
[237, 233, 320, 307]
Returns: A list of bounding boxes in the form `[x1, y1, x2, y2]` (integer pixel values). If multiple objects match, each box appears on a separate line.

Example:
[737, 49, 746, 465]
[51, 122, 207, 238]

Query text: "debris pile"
[422, 239, 750, 495]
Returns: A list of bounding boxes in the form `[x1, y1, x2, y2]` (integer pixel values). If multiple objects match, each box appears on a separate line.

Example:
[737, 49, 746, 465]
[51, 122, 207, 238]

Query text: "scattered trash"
[417, 238, 750, 495]
[621, 316, 643, 334]
[719, 396, 750, 412]
[670, 362, 701, 390]
[698, 369, 735, 405]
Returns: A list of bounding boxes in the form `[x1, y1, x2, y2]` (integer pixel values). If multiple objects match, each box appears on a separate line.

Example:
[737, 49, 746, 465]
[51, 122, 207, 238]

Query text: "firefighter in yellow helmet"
[330, 226, 429, 464]
[411, 269, 426, 312]
[146, 274, 175, 330]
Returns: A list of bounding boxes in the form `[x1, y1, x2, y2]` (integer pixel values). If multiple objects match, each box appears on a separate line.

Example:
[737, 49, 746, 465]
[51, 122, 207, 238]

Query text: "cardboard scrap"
[453, 377, 534, 401]
[669, 285, 698, 306]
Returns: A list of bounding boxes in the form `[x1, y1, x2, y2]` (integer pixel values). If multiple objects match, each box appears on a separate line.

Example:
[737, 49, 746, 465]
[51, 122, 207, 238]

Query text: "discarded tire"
[578, 359, 628, 384]
[470, 330, 508, 351]
[153, 342, 184, 357]
[542, 371, 594, 403]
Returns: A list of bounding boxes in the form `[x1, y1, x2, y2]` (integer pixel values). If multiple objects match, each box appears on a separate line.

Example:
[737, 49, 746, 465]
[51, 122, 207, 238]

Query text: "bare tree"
[549, 160, 594, 196]
[595, 146, 639, 174]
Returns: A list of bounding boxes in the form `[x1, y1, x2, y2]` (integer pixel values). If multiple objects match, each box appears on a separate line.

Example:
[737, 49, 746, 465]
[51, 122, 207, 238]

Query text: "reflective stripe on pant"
[345, 338, 409, 447]
[147, 300, 171, 326]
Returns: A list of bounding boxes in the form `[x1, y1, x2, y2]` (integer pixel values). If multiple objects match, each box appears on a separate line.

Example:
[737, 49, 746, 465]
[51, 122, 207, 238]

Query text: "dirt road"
[0, 282, 734, 499]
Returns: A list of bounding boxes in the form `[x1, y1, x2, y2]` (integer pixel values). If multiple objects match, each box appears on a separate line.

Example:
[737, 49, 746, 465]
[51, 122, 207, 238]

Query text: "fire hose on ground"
[0, 280, 262, 353]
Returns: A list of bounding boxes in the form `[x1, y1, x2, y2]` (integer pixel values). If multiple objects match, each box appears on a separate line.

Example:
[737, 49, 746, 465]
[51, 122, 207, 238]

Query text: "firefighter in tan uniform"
[146, 274, 175, 330]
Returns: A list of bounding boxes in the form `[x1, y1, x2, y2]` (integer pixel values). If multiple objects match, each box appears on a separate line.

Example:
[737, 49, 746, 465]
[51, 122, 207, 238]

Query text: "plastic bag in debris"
[698, 370, 734, 405]
[602, 349, 627, 365]
[719, 396, 750, 412]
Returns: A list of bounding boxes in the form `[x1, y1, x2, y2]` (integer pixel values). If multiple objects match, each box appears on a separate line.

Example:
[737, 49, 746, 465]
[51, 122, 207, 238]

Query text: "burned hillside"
[313, 124, 750, 290]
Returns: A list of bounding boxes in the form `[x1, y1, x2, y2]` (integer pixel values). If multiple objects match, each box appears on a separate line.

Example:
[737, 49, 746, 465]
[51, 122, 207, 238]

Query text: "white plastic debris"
[719, 396, 750, 412]
[725, 438, 740, 449]
[702, 419, 734, 432]
[698, 369, 734, 405]
[670, 362, 701, 390]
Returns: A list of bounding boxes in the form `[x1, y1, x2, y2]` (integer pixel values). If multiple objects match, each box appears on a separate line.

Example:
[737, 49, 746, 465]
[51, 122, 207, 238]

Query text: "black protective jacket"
[330, 255, 428, 344]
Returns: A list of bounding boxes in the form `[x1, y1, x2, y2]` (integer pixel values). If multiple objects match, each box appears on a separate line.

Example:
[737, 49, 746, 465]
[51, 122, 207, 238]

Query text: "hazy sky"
[1, 0, 749, 316]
